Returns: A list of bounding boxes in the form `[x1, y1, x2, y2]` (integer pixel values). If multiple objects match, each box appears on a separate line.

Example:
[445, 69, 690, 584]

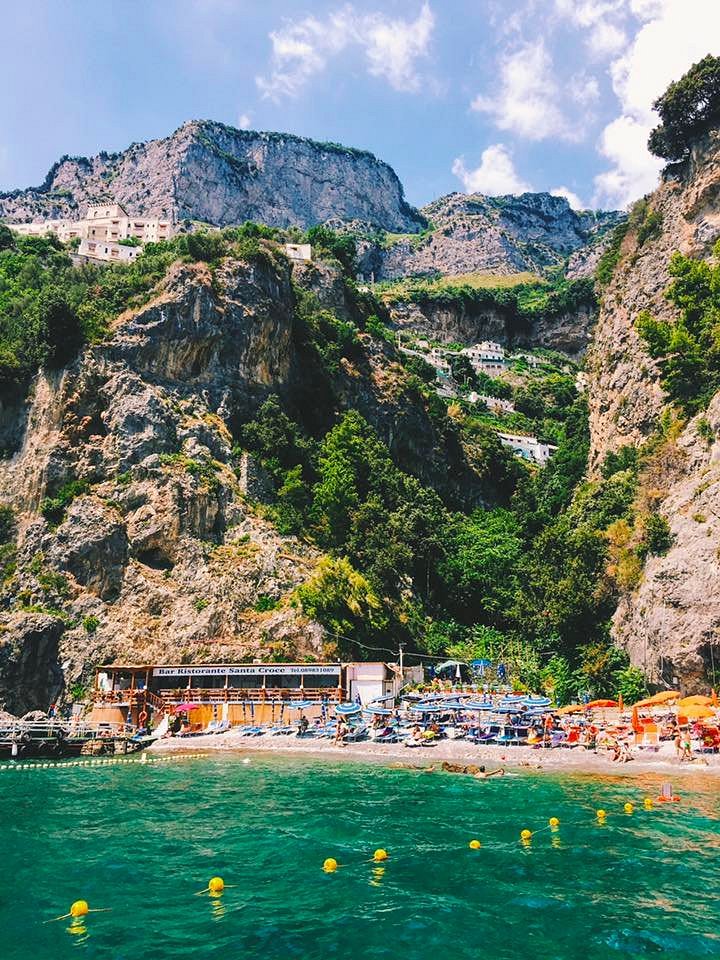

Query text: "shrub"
[83, 615, 100, 633]
[40, 479, 90, 526]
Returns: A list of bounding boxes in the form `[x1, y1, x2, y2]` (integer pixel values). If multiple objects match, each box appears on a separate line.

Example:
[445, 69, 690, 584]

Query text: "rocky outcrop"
[587, 132, 720, 473]
[0, 613, 64, 713]
[588, 132, 720, 689]
[358, 192, 622, 281]
[0, 120, 424, 233]
[0, 250, 492, 712]
[386, 298, 595, 359]
[613, 399, 720, 692]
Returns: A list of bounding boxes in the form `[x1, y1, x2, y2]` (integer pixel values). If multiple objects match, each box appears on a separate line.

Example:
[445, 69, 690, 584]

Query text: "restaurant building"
[91, 661, 399, 728]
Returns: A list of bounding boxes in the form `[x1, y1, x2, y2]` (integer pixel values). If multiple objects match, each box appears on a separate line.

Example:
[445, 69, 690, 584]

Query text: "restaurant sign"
[152, 665, 341, 678]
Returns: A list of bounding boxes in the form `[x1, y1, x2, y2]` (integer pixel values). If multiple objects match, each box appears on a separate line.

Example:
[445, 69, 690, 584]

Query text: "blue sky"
[1, 1, 718, 211]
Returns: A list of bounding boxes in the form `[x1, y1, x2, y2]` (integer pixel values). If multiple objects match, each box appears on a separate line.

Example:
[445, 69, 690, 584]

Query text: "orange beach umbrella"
[632, 691, 680, 708]
[677, 695, 712, 708]
[678, 703, 716, 720]
[556, 704, 584, 714]
[586, 699, 618, 708]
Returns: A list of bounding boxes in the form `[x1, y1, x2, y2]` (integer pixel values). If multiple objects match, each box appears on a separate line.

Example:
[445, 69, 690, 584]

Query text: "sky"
[1, 0, 719, 211]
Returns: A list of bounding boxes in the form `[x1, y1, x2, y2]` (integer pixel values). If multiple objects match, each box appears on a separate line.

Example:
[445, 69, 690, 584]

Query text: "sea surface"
[2, 752, 719, 960]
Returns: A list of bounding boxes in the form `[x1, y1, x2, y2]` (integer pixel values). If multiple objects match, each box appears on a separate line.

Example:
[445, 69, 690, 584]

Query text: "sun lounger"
[239, 726, 264, 736]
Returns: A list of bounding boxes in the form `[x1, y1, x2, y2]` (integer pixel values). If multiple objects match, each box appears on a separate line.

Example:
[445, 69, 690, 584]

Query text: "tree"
[305, 225, 357, 276]
[0, 224, 14, 252]
[37, 288, 83, 366]
[648, 55, 720, 161]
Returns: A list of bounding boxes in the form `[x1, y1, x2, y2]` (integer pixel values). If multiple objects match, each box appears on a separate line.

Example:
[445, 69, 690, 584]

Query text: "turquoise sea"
[2, 752, 719, 960]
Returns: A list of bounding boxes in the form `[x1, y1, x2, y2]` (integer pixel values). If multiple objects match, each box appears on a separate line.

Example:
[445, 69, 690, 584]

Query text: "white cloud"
[452, 144, 532, 195]
[554, 0, 628, 59]
[471, 40, 575, 141]
[594, 0, 720, 207]
[587, 21, 627, 58]
[363, 3, 434, 90]
[569, 72, 600, 105]
[256, 3, 434, 100]
[238, 113, 252, 130]
[551, 186, 584, 209]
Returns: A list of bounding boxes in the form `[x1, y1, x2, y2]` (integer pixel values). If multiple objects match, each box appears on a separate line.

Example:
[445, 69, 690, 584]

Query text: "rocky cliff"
[384, 295, 595, 360]
[357, 191, 622, 281]
[0, 250, 493, 712]
[588, 131, 720, 689]
[0, 120, 424, 233]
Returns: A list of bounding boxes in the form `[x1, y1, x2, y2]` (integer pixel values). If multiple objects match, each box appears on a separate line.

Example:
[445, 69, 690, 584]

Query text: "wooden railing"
[94, 687, 344, 706]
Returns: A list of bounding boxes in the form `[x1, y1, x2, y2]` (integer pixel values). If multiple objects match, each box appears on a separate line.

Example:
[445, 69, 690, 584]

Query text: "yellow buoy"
[520, 829, 532, 841]
[373, 848, 388, 862]
[323, 858, 338, 872]
[548, 817, 560, 828]
[70, 900, 89, 919]
[208, 877, 225, 894]
[469, 839, 481, 849]
[624, 802, 634, 814]
[596, 809, 607, 820]
[643, 797, 653, 809]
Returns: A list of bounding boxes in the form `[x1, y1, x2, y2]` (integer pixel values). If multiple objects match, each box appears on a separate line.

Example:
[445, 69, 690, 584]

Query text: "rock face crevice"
[0, 121, 424, 233]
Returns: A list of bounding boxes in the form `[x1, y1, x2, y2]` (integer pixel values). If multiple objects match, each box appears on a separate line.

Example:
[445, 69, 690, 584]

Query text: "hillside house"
[497, 431, 557, 465]
[9, 203, 172, 251]
[462, 341, 506, 375]
[468, 392, 515, 414]
[77, 238, 142, 263]
[285, 243, 312, 261]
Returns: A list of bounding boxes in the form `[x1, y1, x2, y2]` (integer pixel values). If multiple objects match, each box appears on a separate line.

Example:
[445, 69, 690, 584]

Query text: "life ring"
[138, 710, 148, 727]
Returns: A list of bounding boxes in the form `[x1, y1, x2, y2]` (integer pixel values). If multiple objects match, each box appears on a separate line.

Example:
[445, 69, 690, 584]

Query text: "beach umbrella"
[335, 703, 362, 716]
[173, 703, 199, 712]
[679, 703, 715, 720]
[633, 691, 680, 708]
[677, 695, 712, 708]
[556, 704, 584, 714]
[586, 699, 618, 709]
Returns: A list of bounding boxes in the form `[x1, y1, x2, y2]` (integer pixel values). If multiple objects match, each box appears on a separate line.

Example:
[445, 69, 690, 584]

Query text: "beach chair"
[635, 724, 660, 752]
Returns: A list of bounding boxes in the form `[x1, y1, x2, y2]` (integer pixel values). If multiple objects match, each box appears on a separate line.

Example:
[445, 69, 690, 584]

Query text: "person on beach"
[679, 729, 693, 762]
[474, 766, 505, 779]
[334, 718, 348, 746]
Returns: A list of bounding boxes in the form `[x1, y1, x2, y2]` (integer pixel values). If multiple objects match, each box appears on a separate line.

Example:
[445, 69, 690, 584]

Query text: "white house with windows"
[461, 341, 506, 375]
[9, 203, 173, 255]
[497, 431, 557, 465]
[77, 238, 142, 263]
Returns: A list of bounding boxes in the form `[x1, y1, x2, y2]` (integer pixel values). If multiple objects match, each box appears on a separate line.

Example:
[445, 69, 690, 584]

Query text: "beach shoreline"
[149, 730, 720, 777]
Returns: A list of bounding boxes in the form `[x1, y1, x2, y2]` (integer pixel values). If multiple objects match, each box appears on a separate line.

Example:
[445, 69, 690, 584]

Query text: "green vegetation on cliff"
[636, 240, 720, 413]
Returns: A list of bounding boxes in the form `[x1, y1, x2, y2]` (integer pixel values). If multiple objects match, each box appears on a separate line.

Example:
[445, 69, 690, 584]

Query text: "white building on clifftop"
[10, 203, 173, 248]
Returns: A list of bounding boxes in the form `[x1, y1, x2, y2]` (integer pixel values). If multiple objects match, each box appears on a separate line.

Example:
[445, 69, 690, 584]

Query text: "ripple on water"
[1, 756, 719, 960]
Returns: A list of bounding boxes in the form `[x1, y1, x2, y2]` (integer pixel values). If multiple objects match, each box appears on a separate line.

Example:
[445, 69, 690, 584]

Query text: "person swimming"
[474, 766, 505, 779]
